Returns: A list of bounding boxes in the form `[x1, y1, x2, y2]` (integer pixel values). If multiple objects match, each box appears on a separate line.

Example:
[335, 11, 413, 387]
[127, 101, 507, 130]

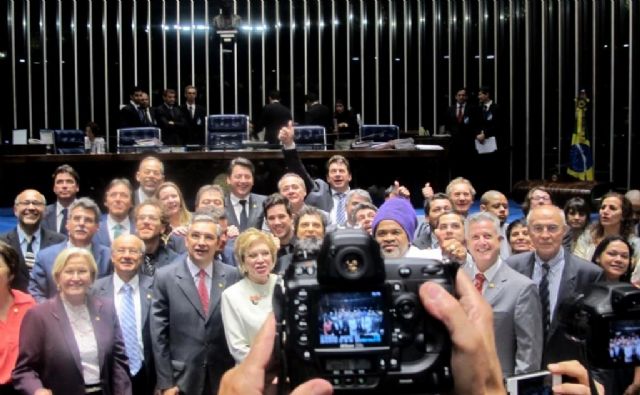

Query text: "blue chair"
[293, 126, 327, 150]
[51, 129, 85, 154]
[116, 127, 162, 153]
[360, 124, 400, 142]
[206, 115, 250, 149]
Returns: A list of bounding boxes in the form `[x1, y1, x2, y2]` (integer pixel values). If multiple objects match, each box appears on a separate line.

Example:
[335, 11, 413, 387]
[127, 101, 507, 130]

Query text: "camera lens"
[334, 248, 368, 280]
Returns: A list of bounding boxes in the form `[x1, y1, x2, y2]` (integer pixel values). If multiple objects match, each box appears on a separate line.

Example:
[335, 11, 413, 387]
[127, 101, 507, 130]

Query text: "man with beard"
[155, 88, 188, 146]
[134, 156, 165, 205]
[29, 197, 112, 302]
[0, 189, 66, 292]
[134, 199, 178, 276]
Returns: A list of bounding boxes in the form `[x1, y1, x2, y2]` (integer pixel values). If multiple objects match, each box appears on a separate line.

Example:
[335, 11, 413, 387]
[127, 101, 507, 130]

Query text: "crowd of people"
[1, 117, 639, 394]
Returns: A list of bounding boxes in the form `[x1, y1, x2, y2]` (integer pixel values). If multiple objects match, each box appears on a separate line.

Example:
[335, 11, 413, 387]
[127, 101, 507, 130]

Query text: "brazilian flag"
[567, 91, 594, 181]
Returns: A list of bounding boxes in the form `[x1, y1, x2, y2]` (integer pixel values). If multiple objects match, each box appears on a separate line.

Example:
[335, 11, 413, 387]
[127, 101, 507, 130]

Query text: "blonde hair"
[52, 247, 98, 286]
[154, 181, 192, 227]
[234, 228, 277, 276]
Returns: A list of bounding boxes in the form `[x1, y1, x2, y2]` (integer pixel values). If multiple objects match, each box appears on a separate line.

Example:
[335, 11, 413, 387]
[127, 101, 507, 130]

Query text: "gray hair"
[464, 211, 501, 240]
[68, 197, 102, 221]
[525, 205, 567, 227]
[189, 214, 222, 237]
[346, 189, 372, 206]
[350, 202, 378, 224]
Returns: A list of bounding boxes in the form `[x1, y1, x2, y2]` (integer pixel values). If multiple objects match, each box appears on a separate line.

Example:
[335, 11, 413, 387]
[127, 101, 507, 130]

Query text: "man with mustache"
[28, 197, 112, 302]
[0, 189, 66, 292]
[134, 156, 165, 205]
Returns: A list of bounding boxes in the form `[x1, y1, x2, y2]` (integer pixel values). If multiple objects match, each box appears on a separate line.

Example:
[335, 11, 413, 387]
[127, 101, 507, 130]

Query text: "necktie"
[190, 105, 195, 119]
[456, 105, 464, 123]
[113, 223, 123, 240]
[59, 208, 68, 235]
[336, 193, 347, 225]
[143, 254, 155, 276]
[120, 284, 142, 375]
[239, 199, 248, 230]
[197, 269, 210, 314]
[25, 236, 36, 269]
[138, 107, 145, 122]
[474, 273, 486, 294]
[26, 235, 34, 253]
[539, 263, 551, 340]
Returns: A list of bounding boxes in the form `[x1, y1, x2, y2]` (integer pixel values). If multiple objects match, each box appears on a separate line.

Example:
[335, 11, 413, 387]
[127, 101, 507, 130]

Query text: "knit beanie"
[371, 198, 417, 243]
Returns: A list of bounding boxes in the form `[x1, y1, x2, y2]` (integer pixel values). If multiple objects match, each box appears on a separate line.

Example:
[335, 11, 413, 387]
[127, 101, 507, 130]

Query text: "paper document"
[475, 136, 497, 154]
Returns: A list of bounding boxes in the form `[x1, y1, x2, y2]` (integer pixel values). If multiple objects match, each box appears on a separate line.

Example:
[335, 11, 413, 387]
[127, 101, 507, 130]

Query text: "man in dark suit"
[29, 197, 112, 302]
[304, 92, 333, 134]
[446, 88, 479, 179]
[139, 91, 157, 127]
[463, 212, 543, 377]
[41, 164, 80, 235]
[155, 88, 188, 146]
[224, 157, 266, 232]
[151, 215, 240, 395]
[263, 193, 295, 274]
[506, 205, 603, 365]
[475, 86, 505, 193]
[134, 199, 178, 276]
[91, 234, 156, 395]
[253, 90, 291, 144]
[119, 86, 146, 128]
[95, 178, 136, 248]
[180, 85, 207, 145]
[0, 189, 66, 292]
[279, 122, 352, 226]
[134, 156, 166, 205]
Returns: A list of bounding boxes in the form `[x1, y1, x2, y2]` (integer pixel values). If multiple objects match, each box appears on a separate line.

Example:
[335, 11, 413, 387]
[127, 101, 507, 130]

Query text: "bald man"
[0, 189, 66, 292]
[479, 190, 510, 259]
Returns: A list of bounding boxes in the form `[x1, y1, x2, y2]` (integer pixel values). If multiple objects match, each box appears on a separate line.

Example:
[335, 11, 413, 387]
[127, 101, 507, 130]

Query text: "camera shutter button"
[398, 267, 412, 277]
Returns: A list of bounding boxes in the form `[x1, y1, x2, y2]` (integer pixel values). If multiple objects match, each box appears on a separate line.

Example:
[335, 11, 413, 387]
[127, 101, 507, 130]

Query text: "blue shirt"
[17, 226, 41, 257]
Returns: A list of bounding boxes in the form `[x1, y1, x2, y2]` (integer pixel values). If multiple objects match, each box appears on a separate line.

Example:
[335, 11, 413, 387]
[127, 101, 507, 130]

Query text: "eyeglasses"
[115, 248, 143, 256]
[529, 224, 562, 234]
[17, 200, 45, 207]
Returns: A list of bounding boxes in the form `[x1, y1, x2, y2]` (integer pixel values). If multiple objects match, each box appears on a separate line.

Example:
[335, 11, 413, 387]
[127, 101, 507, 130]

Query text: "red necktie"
[474, 273, 486, 293]
[197, 269, 209, 314]
[457, 105, 464, 123]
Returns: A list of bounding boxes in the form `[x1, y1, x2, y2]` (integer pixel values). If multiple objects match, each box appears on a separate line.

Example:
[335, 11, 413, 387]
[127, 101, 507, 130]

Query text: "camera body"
[560, 282, 640, 368]
[274, 229, 456, 393]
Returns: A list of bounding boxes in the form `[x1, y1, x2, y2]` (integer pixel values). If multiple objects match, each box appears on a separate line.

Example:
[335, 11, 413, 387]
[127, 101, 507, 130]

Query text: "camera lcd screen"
[609, 320, 640, 364]
[317, 291, 385, 347]
[515, 375, 553, 395]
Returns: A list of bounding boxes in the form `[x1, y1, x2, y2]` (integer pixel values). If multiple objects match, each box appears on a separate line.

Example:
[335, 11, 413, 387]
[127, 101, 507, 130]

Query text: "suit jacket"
[282, 148, 335, 212]
[29, 241, 113, 303]
[478, 102, 505, 151]
[0, 227, 66, 292]
[94, 215, 137, 248]
[12, 295, 132, 395]
[254, 101, 292, 144]
[91, 274, 156, 394]
[120, 103, 145, 128]
[150, 258, 240, 395]
[180, 103, 207, 145]
[155, 104, 188, 146]
[305, 103, 333, 133]
[506, 249, 603, 364]
[41, 203, 59, 233]
[446, 103, 480, 156]
[463, 261, 543, 377]
[223, 193, 267, 232]
[143, 243, 179, 276]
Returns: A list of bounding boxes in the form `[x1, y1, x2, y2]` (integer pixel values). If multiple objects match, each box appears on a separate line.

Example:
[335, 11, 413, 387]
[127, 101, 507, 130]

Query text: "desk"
[0, 148, 448, 208]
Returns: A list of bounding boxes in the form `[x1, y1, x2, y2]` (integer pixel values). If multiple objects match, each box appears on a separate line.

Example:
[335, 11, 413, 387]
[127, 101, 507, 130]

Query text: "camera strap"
[578, 340, 601, 395]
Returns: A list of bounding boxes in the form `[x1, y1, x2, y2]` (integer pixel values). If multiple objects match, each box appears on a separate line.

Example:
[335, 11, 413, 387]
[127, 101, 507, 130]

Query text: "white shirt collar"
[186, 257, 213, 278]
[113, 273, 140, 295]
[107, 215, 130, 233]
[470, 257, 502, 284]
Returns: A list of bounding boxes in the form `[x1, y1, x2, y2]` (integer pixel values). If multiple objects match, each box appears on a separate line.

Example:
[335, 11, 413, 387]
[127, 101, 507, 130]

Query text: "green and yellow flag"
[567, 90, 594, 181]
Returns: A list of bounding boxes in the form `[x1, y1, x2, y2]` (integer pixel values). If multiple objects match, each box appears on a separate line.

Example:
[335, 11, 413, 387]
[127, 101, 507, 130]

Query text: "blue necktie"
[539, 263, 551, 341]
[59, 208, 68, 235]
[336, 193, 347, 225]
[120, 283, 142, 375]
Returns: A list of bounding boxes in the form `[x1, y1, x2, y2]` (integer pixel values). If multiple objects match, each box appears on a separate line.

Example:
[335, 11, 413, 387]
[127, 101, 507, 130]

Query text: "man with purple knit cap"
[372, 198, 439, 259]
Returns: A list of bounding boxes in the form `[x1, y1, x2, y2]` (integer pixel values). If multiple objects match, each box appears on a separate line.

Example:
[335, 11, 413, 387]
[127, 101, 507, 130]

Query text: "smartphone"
[505, 370, 561, 395]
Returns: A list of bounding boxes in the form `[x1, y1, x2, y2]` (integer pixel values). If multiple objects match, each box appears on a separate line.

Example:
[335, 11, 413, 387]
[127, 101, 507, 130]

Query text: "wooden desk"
[0, 148, 448, 208]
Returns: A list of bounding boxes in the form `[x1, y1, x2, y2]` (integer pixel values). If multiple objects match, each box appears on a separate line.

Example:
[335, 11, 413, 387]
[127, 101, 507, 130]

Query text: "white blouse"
[62, 298, 101, 385]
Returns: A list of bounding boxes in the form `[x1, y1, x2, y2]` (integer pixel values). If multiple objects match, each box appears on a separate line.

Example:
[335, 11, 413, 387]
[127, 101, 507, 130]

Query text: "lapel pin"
[95, 316, 100, 321]
[147, 293, 152, 299]
[488, 283, 495, 289]
[218, 282, 224, 288]
[13, 307, 19, 313]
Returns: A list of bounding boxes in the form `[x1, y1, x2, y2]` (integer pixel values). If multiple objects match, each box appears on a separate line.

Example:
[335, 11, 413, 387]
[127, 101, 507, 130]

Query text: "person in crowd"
[0, 190, 66, 292]
[462, 212, 542, 377]
[475, 86, 505, 194]
[574, 192, 640, 266]
[224, 157, 266, 232]
[252, 90, 291, 144]
[521, 186, 553, 217]
[29, 198, 112, 302]
[591, 235, 633, 283]
[195, 184, 226, 210]
[294, 206, 327, 243]
[192, 206, 237, 267]
[150, 215, 240, 395]
[90, 234, 156, 394]
[119, 86, 145, 128]
[506, 218, 535, 255]
[479, 190, 511, 259]
[625, 189, 640, 236]
[351, 202, 378, 235]
[433, 211, 472, 264]
[507, 205, 603, 365]
[446, 88, 478, 180]
[134, 156, 165, 205]
[154, 181, 192, 232]
[344, 189, 372, 228]
[263, 194, 294, 274]
[0, 241, 36, 394]
[84, 122, 106, 153]
[413, 193, 453, 250]
[180, 85, 206, 145]
[134, 199, 178, 276]
[303, 92, 333, 135]
[94, 178, 135, 248]
[563, 196, 591, 252]
[42, 164, 80, 235]
[155, 88, 188, 146]
[279, 122, 352, 226]
[333, 99, 359, 150]
[13, 248, 131, 395]
[277, 173, 330, 223]
[221, 228, 278, 364]
[445, 177, 476, 217]
[139, 91, 156, 126]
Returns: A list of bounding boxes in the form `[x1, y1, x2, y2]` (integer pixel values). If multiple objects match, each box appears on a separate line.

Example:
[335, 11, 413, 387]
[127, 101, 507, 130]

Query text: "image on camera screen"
[609, 320, 640, 364]
[317, 291, 385, 347]
[515, 374, 553, 395]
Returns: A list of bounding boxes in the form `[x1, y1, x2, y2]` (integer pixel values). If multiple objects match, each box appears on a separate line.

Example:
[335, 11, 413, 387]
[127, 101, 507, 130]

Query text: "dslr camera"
[273, 229, 457, 393]
[559, 282, 640, 368]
